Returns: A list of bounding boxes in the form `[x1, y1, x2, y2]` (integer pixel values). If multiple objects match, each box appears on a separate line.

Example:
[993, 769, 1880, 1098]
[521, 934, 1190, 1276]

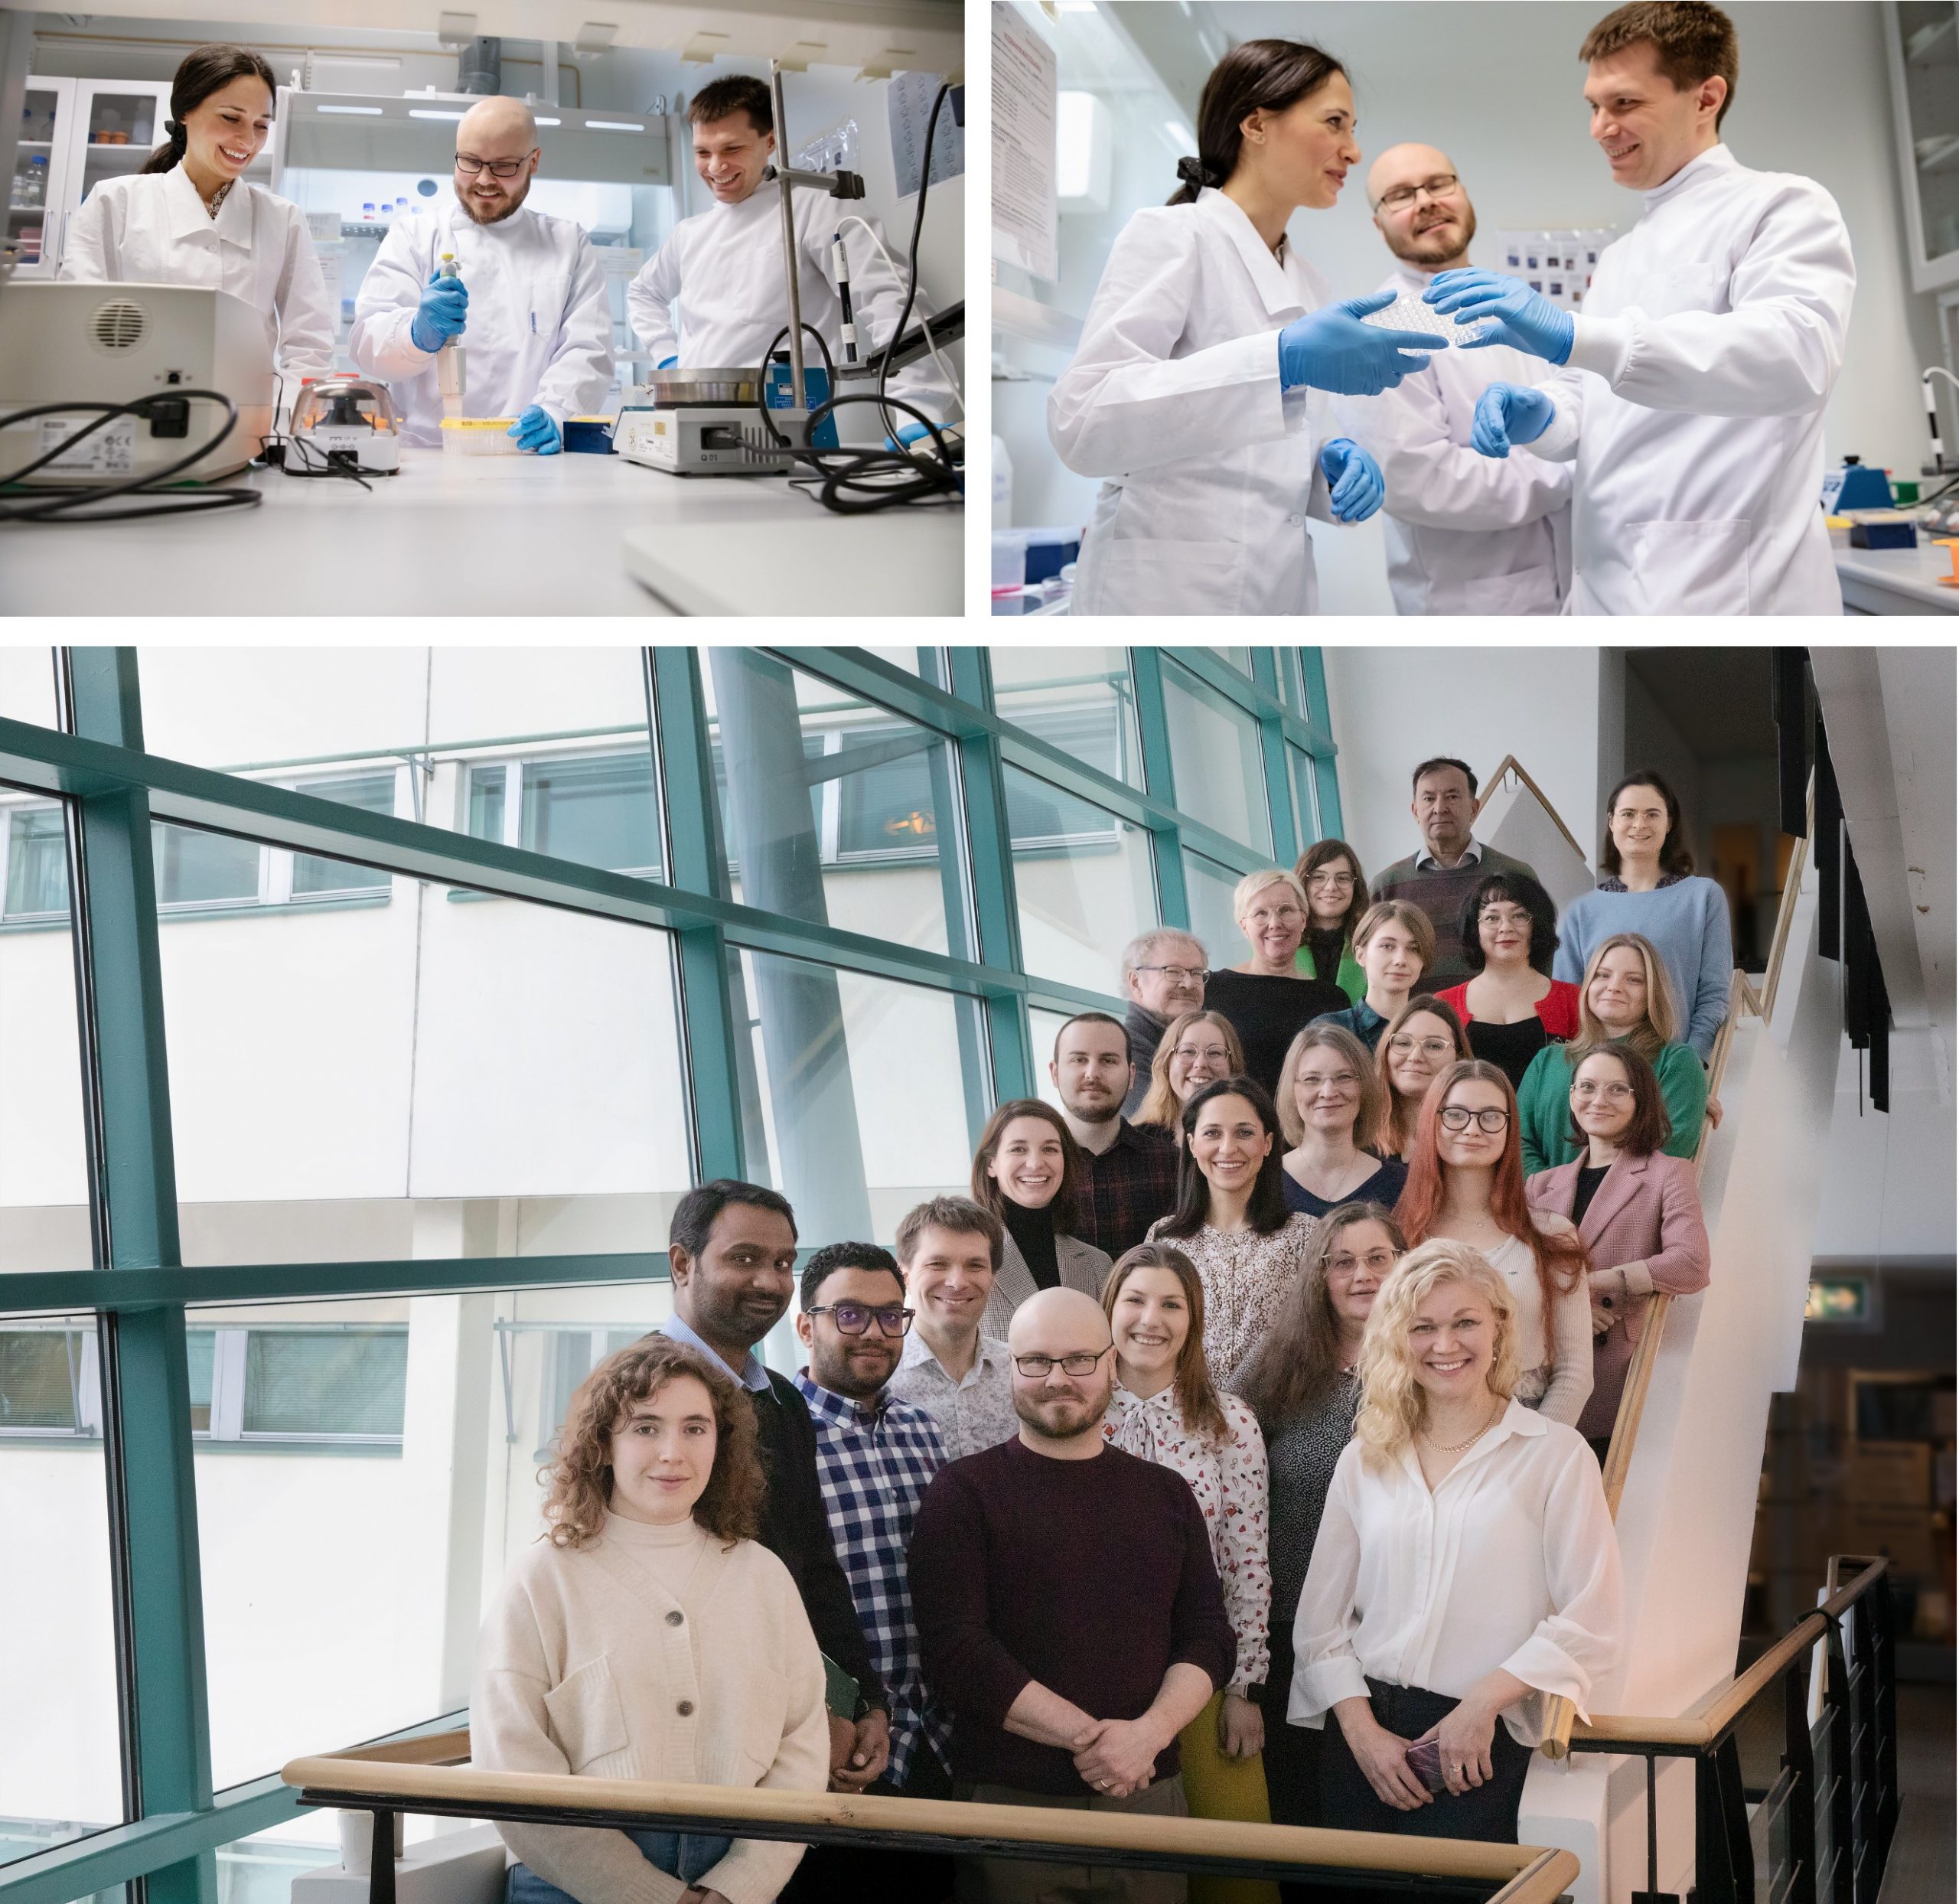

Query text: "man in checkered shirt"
[791, 1240, 954, 1900]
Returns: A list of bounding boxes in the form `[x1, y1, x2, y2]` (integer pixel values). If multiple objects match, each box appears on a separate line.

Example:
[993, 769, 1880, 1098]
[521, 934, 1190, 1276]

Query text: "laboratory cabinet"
[1886, 0, 1959, 292]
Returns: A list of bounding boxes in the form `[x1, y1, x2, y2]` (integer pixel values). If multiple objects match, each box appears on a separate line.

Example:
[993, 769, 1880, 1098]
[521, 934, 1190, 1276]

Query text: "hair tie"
[167, 119, 187, 148]
[1175, 155, 1216, 190]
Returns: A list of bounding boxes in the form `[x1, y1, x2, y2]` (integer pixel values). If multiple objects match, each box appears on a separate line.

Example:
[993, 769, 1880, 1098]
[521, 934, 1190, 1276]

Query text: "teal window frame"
[0, 646, 1338, 1904]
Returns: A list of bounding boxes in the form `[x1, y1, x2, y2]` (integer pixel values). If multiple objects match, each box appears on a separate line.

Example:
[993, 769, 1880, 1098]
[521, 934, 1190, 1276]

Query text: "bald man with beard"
[352, 96, 613, 448]
[1339, 143, 1571, 616]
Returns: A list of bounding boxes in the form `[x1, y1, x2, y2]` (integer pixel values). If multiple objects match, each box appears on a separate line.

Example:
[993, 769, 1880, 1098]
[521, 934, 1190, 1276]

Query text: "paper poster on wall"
[888, 76, 963, 197]
[1495, 228, 1616, 311]
[992, 6, 1058, 283]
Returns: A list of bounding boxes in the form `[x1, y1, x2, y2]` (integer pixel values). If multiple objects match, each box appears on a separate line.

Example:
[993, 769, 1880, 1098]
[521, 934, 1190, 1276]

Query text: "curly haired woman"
[473, 1334, 830, 1904]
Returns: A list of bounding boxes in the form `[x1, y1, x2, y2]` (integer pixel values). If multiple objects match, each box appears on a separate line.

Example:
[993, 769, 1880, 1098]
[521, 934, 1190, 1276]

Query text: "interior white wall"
[1812, 1028, 1959, 1263]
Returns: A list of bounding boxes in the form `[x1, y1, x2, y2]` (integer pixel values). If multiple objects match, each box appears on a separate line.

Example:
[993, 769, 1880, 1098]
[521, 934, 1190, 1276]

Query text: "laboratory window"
[239, 1328, 408, 1439]
[155, 822, 264, 908]
[0, 1327, 97, 1433]
[2, 804, 70, 920]
[288, 771, 399, 897]
[464, 751, 663, 880]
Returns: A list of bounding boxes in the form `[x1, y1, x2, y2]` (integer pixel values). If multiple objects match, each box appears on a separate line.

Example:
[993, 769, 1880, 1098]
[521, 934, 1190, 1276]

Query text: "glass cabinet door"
[1895, 1, 1959, 287]
[7, 77, 70, 277]
[72, 80, 169, 207]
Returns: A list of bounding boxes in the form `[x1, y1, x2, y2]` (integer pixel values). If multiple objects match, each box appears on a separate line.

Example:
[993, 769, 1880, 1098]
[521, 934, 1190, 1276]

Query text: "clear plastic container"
[1361, 290, 1489, 347]
[440, 418, 522, 456]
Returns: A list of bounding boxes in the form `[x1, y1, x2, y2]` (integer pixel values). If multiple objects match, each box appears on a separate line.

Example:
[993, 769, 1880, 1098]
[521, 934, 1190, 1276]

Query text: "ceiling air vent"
[91, 298, 145, 351]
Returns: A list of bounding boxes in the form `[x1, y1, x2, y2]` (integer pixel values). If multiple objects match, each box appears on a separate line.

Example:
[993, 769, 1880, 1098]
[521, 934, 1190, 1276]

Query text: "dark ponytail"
[1167, 37, 1347, 206]
[140, 43, 278, 174]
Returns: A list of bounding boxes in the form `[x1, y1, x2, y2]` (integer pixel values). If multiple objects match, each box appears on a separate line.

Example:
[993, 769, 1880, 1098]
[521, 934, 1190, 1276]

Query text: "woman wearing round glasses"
[1395, 1060, 1592, 1427]
[1291, 840, 1370, 1003]
[1525, 1045, 1710, 1459]
[1373, 996, 1472, 1163]
[1517, 933, 1712, 1175]
[1204, 869, 1348, 1097]
[1434, 872, 1579, 1090]
[1103, 1244, 1276, 1902]
[1135, 1010, 1249, 1138]
[1276, 1022, 1407, 1219]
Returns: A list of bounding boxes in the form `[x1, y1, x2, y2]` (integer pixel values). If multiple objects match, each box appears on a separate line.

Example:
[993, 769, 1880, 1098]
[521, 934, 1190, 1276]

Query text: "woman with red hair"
[1395, 1060, 1592, 1427]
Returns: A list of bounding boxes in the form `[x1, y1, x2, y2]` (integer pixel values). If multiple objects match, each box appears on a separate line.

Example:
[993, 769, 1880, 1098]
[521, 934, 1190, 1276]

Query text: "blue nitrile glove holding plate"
[1278, 292, 1438, 396]
[410, 269, 468, 354]
[1471, 383, 1556, 458]
[1319, 437, 1384, 522]
[508, 405, 562, 455]
[1423, 270, 1574, 364]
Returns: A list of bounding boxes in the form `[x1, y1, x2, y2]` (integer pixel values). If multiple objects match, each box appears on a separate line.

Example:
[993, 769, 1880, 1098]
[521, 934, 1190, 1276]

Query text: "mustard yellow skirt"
[1178, 1690, 1281, 1904]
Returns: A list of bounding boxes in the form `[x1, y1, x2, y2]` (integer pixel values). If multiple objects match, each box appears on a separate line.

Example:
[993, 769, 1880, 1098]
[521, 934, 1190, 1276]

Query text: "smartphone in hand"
[1403, 1736, 1447, 1795]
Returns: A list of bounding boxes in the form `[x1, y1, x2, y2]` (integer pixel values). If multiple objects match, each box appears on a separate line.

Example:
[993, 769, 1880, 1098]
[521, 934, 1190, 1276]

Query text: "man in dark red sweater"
[908, 1287, 1237, 1903]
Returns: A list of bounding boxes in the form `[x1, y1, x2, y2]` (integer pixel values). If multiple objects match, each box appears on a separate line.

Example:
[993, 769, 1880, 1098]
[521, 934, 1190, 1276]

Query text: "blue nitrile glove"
[508, 405, 562, 455]
[1424, 269, 1575, 364]
[657, 356, 678, 368]
[1319, 437, 1385, 522]
[1277, 292, 1439, 396]
[885, 420, 934, 451]
[409, 269, 469, 354]
[1471, 383, 1557, 459]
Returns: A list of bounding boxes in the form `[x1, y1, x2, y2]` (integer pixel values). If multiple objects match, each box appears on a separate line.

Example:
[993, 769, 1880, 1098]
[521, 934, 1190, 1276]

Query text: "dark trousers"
[1313, 1681, 1531, 1904]
[1255, 1643, 1326, 1904]
[781, 1744, 957, 1903]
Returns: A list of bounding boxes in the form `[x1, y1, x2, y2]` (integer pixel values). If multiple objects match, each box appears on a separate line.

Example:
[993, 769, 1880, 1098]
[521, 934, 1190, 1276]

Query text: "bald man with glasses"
[1338, 145, 1570, 616]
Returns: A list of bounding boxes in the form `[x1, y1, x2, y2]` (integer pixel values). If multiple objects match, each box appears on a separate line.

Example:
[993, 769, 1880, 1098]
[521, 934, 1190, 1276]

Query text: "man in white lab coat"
[351, 96, 614, 450]
[1344, 145, 1571, 615]
[1433, 0, 1855, 615]
[627, 75, 947, 419]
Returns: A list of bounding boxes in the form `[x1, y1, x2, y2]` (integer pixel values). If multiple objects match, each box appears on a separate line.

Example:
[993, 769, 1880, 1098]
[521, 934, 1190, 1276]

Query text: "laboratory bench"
[1, 445, 963, 618]
[1834, 538, 1959, 615]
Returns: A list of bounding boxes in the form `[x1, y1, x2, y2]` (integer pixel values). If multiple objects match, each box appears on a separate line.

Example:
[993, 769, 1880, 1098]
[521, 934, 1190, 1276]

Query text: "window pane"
[731, 945, 980, 1248]
[1289, 745, 1321, 850]
[699, 650, 963, 958]
[1207, 645, 1253, 676]
[186, 1329, 216, 1432]
[4, 807, 68, 918]
[991, 646, 1141, 789]
[1002, 764, 1156, 996]
[466, 765, 507, 844]
[291, 772, 397, 897]
[520, 752, 660, 874]
[155, 823, 260, 906]
[1184, 850, 1246, 975]
[1162, 662, 1272, 855]
[1028, 1006, 1073, 1115]
[242, 1329, 407, 1436]
[0, 648, 60, 729]
[0, 1315, 125, 1860]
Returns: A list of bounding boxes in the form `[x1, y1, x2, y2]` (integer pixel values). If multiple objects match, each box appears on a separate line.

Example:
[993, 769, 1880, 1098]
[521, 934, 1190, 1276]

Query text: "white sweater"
[472, 1514, 830, 1904]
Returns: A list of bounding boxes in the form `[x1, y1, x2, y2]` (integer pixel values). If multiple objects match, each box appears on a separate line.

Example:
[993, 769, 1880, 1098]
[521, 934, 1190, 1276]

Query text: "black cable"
[0, 392, 262, 524]
[875, 83, 950, 406]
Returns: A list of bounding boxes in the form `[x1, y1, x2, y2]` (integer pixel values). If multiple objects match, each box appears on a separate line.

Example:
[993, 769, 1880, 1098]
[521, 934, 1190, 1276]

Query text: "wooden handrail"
[1476, 755, 1591, 864]
[280, 1746, 1549, 1886]
[1758, 778, 1815, 1025]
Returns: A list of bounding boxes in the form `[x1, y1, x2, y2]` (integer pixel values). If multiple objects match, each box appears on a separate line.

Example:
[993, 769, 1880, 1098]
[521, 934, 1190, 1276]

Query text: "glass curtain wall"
[0, 645, 1337, 1904]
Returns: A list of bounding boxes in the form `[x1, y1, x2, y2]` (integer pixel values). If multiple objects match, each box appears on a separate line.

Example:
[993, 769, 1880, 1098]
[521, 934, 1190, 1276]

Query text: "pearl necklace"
[1420, 1400, 1503, 1456]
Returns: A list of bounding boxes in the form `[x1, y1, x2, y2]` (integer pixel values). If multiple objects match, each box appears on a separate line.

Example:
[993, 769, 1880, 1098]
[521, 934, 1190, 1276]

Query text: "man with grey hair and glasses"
[1119, 929, 1208, 1117]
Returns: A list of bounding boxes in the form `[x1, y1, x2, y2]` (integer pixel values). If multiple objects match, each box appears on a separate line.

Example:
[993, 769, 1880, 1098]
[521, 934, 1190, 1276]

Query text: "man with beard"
[1343, 145, 1571, 616]
[352, 96, 612, 449]
[909, 1287, 1236, 1904]
[1050, 1012, 1180, 1259]
[655, 1181, 891, 1798]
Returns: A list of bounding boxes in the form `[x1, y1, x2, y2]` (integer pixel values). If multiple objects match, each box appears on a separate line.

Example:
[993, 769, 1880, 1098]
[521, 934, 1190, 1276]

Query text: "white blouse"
[1105, 1384, 1272, 1692]
[1289, 1400, 1623, 1746]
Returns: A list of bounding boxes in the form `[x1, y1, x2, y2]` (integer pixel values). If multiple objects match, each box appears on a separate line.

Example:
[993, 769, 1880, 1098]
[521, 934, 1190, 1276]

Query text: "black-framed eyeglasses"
[806, 1302, 914, 1338]
[1439, 1104, 1511, 1133]
[1012, 1345, 1113, 1378]
[455, 152, 533, 179]
[1134, 963, 1208, 983]
[1377, 172, 1459, 211]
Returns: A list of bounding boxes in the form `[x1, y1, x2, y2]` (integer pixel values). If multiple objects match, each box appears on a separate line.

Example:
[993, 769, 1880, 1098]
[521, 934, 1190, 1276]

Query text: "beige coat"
[980, 1227, 1113, 1340]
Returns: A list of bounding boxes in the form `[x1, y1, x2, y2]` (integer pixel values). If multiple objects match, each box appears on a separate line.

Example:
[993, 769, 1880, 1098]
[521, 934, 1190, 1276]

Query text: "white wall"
[1812, 1027, 1959, 1263]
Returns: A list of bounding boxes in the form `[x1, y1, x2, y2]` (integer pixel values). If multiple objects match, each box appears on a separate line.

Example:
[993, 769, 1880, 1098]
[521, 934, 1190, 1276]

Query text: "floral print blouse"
[1103, 1382, 1272, 1693]
[1146, 1211, 1320, 1386]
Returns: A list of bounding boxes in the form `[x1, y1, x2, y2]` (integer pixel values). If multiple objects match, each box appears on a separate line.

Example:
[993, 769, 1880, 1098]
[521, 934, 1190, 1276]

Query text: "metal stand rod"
[770, 60, 805, 414]
[369, 1808, 396, 1904]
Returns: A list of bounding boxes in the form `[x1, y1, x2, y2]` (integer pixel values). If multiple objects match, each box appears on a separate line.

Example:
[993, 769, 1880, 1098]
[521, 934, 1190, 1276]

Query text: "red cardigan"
[1436, 978, 1581, 1038]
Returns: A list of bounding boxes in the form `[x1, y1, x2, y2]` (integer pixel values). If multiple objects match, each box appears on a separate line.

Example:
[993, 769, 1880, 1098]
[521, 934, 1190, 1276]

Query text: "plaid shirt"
[794, 1374, 951, 1787]
[1077, 1118, 1183, 1259]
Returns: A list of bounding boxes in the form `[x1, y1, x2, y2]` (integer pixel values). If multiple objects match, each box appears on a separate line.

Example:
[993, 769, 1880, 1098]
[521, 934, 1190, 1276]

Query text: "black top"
[1280, 1153, 1409, 1220]
[1203, 967, 1348, 1098]
[754, 1368, 887, 1712]
[1123, 1003, 1168, 1118]
[1569, 1162, 1612, 1227]
[1001, 1197, 1060, 1290]
[1304, 928, 1348, 989]
[1261, 1372, 1363, 1671]
[1466, 1013, 1550, 1091]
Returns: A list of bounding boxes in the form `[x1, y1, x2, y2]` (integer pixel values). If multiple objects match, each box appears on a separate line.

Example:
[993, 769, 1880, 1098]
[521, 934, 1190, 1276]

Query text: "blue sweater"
[1553, 877, 1732, 1058]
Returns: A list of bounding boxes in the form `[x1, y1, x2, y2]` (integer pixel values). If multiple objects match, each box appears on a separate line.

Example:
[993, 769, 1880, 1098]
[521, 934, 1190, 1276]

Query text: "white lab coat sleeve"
[1339, 373, 1571, 531]
[1562, 179, 1853, 419]
[626, 236, 682, 364]
[1049, 212, 1303, 479]
[1518, 367, 1586, 464]
[350, 220, 438, 382]
[272, 210, 336, 383]
[531, 236, 615, 425]
[57, 187, 114, 280]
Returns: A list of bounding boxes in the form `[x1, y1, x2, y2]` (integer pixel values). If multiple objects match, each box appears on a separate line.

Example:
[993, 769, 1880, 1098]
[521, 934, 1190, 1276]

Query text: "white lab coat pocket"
[1459, 565, 1561, 616]
[542, 1656, 631, 1772]
[1078, 536, 1244, 617]
[1626, 518, 1752, 615]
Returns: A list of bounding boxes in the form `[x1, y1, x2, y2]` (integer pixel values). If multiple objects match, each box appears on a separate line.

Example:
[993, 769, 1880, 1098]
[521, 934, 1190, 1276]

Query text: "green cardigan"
[1296, 937, 1367, 1004]
[1517, 1039, 1710, 1175]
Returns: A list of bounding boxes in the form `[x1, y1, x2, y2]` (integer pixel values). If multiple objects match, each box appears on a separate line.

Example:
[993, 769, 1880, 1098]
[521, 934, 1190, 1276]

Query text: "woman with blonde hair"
[1276, 1021, 1407, 1218]
[1103, 1243, 1276, 1904]
[1517, 931, 1713, 1175]
[1374, 996, 1472, 1163]
[474, 1335, 829, 1904]
[1289, 1241, 1622, 1865]
[1135, 1008, 1247, 1134]
[1204, 867, 1348, 1096]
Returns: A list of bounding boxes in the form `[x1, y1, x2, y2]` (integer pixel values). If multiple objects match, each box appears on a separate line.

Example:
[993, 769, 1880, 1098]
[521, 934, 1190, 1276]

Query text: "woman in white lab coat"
[60, 44, 334, 393]
[1048, 41, 1438, 617]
